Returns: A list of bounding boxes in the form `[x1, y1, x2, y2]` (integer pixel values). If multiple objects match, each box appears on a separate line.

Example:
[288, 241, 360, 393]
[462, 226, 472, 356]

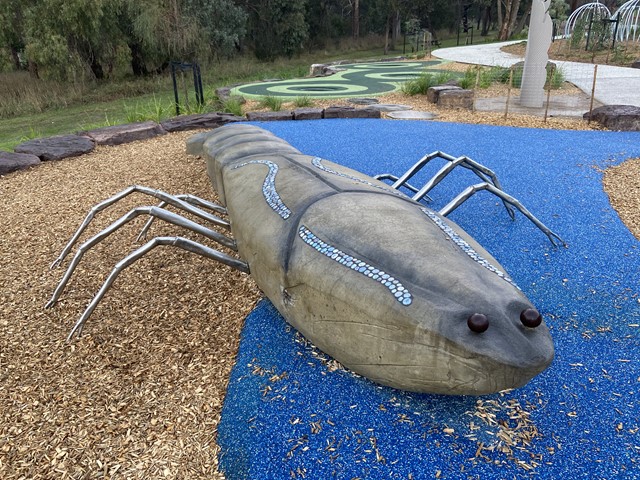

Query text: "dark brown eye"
[467, 313, 489, 333]
[520, 308, 542, 328]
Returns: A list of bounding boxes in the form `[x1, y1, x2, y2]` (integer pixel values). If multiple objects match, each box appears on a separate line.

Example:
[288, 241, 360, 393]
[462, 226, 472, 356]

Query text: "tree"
[245, 0, 309, 60]
[22, 0, 124, 80]
[186, 0, 247, 60]
[497, 0, 524, 40]
[0, 0, 31, 70]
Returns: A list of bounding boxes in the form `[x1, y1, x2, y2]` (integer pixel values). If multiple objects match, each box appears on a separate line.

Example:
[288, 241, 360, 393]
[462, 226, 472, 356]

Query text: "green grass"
[0, 34, 502, 151]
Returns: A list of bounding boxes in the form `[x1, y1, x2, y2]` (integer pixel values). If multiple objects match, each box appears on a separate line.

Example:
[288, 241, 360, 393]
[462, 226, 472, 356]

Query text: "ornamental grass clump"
[401, 71, 456, 96]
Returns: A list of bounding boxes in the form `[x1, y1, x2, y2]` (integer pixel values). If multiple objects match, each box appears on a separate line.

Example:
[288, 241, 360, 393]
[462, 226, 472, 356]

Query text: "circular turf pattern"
[232, 60, 453, 99]
[218, 119, 640, 479]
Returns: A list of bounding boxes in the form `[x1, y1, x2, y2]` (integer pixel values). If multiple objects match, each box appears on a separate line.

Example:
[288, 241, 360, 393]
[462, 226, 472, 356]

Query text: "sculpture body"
[49, 124, 557, 396]
[197, 125, 554, 395]
[520, 0, 553, 108]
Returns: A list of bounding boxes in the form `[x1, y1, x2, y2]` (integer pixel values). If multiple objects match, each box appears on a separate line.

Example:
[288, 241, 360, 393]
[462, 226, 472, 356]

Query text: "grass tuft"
[293, 96, 315, 108]
[258, 95, 283, 111]
[401, 71, 456, 96]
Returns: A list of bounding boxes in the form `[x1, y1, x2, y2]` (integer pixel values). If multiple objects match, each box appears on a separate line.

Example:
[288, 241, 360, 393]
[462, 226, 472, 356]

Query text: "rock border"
[3, 107, 382, 176]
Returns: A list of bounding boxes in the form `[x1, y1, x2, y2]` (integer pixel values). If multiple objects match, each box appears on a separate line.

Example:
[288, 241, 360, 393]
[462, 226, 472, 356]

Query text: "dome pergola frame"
[614, 0, 640, 43]
[564, 0, 612, 39]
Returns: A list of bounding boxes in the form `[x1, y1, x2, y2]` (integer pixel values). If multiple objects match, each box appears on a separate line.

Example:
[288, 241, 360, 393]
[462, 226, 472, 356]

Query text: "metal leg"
[373, 174, 433, 202]
[439, 182, 566, 247]
[411, 157, 516, 220]
[50, 186, 230, 269]
[46, 206, 237, 309]
[136, 194, 228, 242]
[65, 236, 250, 340]
[376, 151, 515, 218]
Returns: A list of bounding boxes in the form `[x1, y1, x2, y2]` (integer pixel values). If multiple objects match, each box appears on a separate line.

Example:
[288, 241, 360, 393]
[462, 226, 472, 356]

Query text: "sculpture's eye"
[520, 308, 542, 328]
[467, 313, 489, 333]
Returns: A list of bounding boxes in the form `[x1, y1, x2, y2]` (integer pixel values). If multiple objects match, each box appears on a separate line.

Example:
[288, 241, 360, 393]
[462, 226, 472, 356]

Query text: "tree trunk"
[497, 0, 504, 37]
[498, 0, 523, 40]
[129, 42, 149, 76]
[352, 0, 360, 39]
[28, 61, 39, 79]
[10, 46, 21, 70]
[507, 0, 522, 37]
[390, 10, 401, 50]
[481, 6, 492, 36]
[384, 16, 390, 55]
[513, 3, 531, 36]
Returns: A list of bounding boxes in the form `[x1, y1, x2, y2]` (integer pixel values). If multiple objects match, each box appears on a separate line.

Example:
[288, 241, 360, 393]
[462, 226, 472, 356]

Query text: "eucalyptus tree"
[241, 0, 309, 60]
[0, 0, 31, 70]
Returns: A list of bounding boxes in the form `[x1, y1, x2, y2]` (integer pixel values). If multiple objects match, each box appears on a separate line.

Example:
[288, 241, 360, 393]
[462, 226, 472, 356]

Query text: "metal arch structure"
[614, 0, 640, 43]
[564, 1, 612, 38]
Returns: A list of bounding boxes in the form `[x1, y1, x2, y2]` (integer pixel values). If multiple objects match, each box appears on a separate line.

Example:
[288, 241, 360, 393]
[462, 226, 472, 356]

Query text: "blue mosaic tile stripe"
[233, 160, 291, 219]
[312, 157, 407, 198]
[298, 225, 413, 306]
[421, 208, 520, 290]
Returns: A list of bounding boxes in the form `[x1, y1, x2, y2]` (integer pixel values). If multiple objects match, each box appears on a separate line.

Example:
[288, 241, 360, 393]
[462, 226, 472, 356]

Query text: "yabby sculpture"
[47, 124, 558, 395]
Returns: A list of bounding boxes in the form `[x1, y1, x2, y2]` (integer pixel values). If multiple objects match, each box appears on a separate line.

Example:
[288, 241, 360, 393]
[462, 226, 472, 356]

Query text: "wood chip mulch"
[603, 157, 640, 240]
[0, 130, 261, 479]
[0, 102, 637, 479]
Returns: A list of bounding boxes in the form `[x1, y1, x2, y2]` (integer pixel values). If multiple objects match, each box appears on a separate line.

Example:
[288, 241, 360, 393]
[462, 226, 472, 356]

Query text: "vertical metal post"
[171, 62, 180, 116]
[585, 8, 595, 51]
[611, 15, 620, 51]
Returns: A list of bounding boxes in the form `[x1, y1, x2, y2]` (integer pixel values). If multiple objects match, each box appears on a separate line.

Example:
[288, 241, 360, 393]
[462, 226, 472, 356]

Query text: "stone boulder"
[584, 105, 640, 131]
[348, 97, 380, 106]
[293, 108, 324, 120]
[427, 85, 462, 104]
[323, 106, 381, 119]
[83, 121, 166, 146]
[309, 64, 343, 77]
[161, 113, 243, 132]
[0, 151, 41, 175]
[215, 86, 246, 104]
[365, 104, 413, 112]
[245, 111, 294, 121]
[438, 89, 474, 110]
[14, 134, 95, 161]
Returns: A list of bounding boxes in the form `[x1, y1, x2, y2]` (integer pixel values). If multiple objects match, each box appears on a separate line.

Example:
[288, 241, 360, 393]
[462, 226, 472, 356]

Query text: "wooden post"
[504, 68, 513, 120]
[544, 65, 555, 122]
[587, 64, 598, 124]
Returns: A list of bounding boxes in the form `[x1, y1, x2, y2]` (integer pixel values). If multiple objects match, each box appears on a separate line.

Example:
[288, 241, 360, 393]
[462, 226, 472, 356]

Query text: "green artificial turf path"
[232, 60, 454, 99]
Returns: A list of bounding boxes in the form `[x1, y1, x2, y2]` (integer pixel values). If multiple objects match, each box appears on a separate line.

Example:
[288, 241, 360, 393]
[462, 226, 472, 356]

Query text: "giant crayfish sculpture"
[47, 124, 562, 395]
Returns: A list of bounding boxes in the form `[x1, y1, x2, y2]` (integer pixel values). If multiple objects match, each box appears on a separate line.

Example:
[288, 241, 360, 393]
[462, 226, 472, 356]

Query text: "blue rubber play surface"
[217, 119, 640, 479]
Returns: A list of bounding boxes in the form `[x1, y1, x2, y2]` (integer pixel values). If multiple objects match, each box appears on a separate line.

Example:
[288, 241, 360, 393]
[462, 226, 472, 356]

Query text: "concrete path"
[433, 41, 640, 107]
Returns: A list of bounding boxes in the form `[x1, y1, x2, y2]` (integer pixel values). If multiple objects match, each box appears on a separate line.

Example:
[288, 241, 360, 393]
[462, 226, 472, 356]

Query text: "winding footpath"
[433, 40, 640, 107]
